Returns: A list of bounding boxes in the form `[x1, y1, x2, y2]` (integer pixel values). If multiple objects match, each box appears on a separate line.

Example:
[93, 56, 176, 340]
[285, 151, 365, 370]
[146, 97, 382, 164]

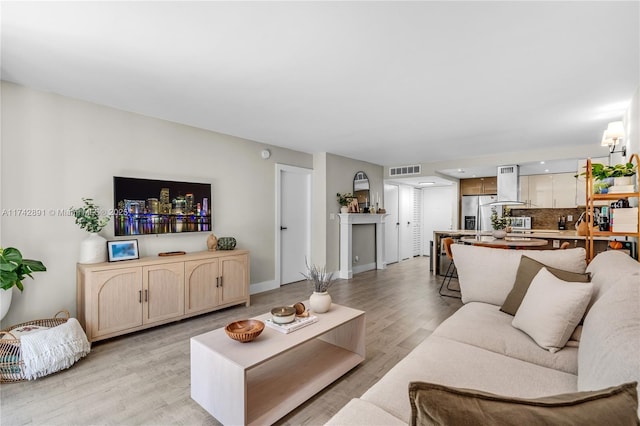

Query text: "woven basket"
[0, 310, 70, 383]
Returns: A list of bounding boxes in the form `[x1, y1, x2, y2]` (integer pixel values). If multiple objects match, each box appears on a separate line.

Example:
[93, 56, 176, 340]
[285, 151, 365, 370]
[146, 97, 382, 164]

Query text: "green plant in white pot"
[71, 198, 110, 264]
[0, 247, 47, 321]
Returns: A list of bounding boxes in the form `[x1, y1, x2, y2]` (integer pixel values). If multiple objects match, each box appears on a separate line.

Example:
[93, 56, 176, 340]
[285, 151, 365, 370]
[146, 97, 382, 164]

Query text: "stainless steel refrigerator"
[461, 195, 498, 232]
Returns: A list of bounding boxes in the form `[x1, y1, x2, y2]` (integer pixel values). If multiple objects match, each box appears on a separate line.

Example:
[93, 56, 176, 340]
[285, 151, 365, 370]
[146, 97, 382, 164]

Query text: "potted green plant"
[0, 247, 47, 320]
[71, 198, 111, 264]
[301, 259, 336, 313]
[579, 162, 637, 187]
[490, 207, 511, 239]
[336, 193, 355, 213]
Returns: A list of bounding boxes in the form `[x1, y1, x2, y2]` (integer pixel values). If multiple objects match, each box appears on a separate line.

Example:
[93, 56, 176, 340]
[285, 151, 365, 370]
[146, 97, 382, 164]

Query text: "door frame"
[275, 163, 312, 287]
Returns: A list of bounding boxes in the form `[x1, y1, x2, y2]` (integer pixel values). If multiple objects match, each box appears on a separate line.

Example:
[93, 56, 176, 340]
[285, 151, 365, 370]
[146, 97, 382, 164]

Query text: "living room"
[1, 2, 639, 425]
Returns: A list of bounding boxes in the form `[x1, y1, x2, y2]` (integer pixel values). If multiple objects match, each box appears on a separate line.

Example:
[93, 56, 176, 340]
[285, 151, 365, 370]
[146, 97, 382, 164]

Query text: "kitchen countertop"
[433, 229, 610, 241]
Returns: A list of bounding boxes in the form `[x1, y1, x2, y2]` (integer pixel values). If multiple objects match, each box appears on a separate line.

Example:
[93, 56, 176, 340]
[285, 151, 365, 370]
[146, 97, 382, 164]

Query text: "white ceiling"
[1, 1, 638, 169]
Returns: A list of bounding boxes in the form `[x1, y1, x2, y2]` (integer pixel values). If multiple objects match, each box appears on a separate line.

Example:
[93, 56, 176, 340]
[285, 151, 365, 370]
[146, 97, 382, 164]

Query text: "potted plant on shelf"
[578, 162, 638, 192]
[337, 193, 355, 214]
[0, 247, 47, 321]
[71, 198, 111, 264]
[490, 206, 511, 239]
[301, 259, 336, 313]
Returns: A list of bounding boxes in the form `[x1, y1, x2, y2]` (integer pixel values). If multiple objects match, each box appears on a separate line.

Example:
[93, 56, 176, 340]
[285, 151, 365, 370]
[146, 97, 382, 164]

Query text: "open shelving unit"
[585, 153, 640, 262]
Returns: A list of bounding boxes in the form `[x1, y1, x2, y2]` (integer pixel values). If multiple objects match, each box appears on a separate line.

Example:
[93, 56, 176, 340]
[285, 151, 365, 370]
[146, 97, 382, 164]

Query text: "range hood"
[497, 165, 520, 203]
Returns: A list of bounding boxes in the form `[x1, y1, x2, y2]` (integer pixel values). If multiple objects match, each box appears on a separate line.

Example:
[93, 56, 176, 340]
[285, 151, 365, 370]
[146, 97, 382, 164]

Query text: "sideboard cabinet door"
[90, 267, 143, 339]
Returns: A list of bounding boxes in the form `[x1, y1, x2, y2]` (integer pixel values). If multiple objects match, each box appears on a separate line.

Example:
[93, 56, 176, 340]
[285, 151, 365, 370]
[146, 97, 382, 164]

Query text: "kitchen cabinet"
[77, 250, 250, 342]
[460, 177, 497, 195]
[519, 173, 577, 208]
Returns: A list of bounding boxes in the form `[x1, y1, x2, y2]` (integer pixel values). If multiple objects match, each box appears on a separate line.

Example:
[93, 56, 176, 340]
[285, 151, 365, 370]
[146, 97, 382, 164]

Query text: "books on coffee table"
[265, 315, 318, 334]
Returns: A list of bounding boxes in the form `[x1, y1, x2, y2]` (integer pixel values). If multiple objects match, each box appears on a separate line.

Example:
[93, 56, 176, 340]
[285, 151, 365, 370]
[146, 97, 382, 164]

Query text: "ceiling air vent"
[389, 165, 421, 176]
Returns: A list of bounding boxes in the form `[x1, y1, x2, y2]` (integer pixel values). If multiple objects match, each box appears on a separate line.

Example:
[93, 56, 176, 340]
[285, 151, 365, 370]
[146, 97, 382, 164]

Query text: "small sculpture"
[207, 233, 218, 251]
[348, 198, 359, 213]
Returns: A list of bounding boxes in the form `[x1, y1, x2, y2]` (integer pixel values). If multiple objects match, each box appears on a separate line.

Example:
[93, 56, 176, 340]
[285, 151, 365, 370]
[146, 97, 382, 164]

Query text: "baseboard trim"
[250, 280, 279, 294]
[352, 262, 376, 274]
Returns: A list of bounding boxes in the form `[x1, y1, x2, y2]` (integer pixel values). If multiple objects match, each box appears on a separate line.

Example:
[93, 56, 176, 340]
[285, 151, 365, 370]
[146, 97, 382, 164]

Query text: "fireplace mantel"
[338, 213, 388, 279]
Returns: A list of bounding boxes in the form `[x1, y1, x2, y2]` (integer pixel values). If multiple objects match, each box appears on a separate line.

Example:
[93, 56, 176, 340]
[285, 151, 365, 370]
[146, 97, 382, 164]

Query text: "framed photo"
[107, 239, 139, 262]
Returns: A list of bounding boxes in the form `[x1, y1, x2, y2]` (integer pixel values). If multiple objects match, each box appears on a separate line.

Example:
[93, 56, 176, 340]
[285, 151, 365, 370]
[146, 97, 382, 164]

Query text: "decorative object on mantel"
[71, 198, 110, 264]
[337, 192, 355, 214]
[348, 198, 360, 213]
[301, 259, 335, 313]
[0, 247, 47, 321]
[490, 206, 511, 239]
[206, 233, 218, 251]
[217, 237, 236, 250]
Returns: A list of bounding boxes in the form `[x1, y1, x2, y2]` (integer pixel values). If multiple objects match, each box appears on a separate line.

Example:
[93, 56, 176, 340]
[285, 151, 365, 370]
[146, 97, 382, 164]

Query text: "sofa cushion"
[325, 398, 406, 426]
[585, 250, 640, 314]
[432, 302, 578, 374]
[408, 381, 639, 426]
[512, 268, 592, 353]
[501, 255, 591, 316]
[360, 335, 577, 424]
[579, 277, 640, 416]
[451, 244, 586, 305]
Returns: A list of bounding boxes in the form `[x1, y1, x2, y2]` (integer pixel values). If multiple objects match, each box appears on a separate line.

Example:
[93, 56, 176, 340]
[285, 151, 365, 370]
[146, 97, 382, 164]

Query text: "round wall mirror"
[353, 171, 370, 210]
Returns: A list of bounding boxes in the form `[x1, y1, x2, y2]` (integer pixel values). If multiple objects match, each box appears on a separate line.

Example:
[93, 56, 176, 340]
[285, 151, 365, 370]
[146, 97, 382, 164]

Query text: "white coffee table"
[190, 302, 365, 426]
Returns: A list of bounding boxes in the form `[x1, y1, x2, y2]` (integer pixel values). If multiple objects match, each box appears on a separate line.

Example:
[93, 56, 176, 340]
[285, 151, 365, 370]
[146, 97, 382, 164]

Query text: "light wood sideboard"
[77, 250, 249, 342]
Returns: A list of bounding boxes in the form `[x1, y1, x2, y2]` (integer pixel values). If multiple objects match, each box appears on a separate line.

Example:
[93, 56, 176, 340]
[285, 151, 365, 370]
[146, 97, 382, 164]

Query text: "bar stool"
[439, 238, 461, 298]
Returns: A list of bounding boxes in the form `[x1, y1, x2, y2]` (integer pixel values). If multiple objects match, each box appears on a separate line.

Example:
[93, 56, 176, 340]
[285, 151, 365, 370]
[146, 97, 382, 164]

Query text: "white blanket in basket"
[21, 318, 91, 380]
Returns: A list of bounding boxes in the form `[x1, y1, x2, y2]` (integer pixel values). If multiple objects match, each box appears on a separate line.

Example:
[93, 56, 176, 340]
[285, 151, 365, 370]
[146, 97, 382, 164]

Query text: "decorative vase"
[492, 229, 507, 239]
[309, 291, 332, 313]
[217, 237, 237, 250]
[340, 206, 349, 214]
[614, 176, 634, 186]
[0, 288, 13, 321]
[79, 233, 108, 264]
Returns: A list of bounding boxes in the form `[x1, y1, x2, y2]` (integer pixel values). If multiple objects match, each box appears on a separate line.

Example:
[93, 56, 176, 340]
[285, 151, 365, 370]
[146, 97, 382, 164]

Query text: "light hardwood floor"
[1, 256, 462, 426]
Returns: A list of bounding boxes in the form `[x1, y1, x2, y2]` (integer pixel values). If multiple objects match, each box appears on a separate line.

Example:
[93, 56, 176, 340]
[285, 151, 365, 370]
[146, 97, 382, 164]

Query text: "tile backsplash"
[510, 208, 584, 230]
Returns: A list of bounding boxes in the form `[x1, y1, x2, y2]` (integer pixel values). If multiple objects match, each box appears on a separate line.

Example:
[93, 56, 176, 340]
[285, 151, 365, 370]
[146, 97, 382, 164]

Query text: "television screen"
[113, 176, 211, 236]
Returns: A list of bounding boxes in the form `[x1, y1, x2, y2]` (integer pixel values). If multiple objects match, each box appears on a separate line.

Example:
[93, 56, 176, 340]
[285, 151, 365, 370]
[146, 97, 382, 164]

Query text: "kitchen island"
[432, 229, 612, 275]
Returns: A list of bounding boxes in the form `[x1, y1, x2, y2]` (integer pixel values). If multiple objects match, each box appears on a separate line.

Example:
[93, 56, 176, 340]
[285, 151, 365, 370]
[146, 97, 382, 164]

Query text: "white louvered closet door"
[412, 188, 422, 257]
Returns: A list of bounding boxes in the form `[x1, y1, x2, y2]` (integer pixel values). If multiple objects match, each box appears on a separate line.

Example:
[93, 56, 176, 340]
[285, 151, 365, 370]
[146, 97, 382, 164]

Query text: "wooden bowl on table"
[225, 319, 265, 343]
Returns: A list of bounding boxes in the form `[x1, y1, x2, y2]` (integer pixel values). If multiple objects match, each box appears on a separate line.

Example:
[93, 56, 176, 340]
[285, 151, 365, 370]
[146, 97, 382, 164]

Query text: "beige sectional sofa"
[327, 247, 640, 425]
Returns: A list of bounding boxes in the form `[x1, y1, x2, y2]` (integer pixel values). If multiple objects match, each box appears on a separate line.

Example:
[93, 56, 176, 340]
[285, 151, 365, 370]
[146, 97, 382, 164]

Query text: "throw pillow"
[501, 255, 591, 316]
[408, 381, 639, 426]
[512, 267, 593, 353]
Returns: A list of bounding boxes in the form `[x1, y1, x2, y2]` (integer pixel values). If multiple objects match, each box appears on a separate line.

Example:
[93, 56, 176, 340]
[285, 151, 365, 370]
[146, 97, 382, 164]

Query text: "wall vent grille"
[389, 165, 421, 176]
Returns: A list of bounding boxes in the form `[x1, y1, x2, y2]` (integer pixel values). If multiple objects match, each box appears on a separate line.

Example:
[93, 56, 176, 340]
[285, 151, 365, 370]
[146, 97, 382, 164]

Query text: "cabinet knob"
[219, 277, 223, 287]
[138, 290, 142, 303]
[216, 276, 219, 288]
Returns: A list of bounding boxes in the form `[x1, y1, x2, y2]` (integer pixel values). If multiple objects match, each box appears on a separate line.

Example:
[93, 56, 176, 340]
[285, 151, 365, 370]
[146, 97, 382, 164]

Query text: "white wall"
[0, 82, 313, 327]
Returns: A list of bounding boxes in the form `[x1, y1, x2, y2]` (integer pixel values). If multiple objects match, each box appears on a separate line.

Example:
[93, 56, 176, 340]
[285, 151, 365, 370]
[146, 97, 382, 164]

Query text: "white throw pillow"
[451, 244, 586, 305]
[512, 267, 593, 353]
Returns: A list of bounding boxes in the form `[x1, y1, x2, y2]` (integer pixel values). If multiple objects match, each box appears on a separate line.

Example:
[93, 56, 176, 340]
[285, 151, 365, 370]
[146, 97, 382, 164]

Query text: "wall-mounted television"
[113, 176, 211, 236]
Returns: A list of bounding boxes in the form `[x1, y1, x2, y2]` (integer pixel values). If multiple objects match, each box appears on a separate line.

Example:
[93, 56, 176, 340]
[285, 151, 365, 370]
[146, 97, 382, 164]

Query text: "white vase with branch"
[301, 260, 335, 313]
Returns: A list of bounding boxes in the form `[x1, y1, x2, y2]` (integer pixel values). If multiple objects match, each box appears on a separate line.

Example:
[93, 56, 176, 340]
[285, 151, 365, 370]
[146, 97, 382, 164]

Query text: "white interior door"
[399, 185, 414, 261]
[384, 184, 399, 264]
[278, 165, 311, 285]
